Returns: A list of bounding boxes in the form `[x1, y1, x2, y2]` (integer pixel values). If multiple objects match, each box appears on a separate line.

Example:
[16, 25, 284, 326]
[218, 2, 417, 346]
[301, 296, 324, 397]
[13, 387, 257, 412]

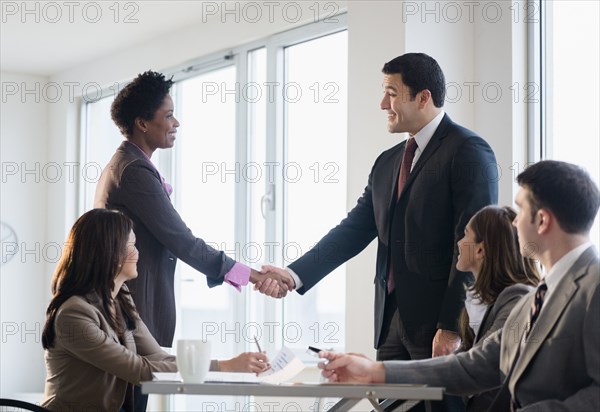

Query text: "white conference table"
[141, 380, 444, 411]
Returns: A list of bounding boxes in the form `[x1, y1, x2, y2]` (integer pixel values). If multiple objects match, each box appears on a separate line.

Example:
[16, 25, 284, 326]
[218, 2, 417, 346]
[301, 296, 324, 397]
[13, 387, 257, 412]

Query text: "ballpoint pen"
[307, 346, 324, 354]
[253, 335, 262, 353]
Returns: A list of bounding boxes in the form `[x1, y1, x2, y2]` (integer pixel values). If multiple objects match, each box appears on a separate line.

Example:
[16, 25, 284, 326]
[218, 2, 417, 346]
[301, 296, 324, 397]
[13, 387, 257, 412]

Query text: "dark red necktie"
[388, 138, 419, 293]
[397, 137, 418, 199]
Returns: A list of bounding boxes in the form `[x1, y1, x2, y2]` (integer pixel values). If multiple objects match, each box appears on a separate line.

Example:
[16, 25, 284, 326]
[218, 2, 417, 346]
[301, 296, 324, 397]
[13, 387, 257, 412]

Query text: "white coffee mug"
[177, 340, 211, 383]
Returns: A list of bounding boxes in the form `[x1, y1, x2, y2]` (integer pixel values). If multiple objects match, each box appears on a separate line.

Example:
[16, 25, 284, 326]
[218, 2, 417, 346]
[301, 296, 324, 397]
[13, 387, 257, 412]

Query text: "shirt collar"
[543, 242, 593, 292]
[411, 111, 445, 151]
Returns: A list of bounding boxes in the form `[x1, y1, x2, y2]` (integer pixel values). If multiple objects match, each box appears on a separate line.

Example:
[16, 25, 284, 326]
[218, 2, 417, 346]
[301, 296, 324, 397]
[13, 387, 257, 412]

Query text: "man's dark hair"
[517, 160, 600, 234]
[111, 70, 174, 137]
[382, 53, 446, 108]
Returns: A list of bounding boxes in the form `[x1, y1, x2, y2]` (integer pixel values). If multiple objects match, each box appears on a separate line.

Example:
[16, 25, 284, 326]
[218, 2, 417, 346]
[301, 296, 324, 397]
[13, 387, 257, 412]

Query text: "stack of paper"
[153, 346, 305, 385]
[257, 346, 305, 384]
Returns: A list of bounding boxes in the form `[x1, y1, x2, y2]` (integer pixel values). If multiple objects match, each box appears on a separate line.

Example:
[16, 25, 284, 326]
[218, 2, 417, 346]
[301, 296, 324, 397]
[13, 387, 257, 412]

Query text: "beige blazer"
[42, 290, 177, 412]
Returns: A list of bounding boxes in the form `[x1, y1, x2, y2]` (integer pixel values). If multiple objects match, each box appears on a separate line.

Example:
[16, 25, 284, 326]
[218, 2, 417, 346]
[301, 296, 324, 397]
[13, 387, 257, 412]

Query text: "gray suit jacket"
[384, 246, 600, 411]
[95, 141, 236, 346]
[42, 288, 176, 412]
[465, 284, 533, 411]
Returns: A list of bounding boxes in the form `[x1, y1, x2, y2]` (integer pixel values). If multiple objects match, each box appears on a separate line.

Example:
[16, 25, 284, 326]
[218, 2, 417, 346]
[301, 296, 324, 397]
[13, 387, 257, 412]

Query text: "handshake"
[249, 265, 296, 299]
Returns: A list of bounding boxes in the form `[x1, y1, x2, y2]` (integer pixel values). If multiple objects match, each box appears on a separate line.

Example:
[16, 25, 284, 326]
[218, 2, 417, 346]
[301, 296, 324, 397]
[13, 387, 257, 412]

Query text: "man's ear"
[537, 209, 551, 234]
[418, 89, 432, 109]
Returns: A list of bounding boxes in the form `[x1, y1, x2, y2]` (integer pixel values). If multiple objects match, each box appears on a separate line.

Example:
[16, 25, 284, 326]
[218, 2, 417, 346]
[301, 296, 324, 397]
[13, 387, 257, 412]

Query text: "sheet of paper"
[153, 372, 181, 381]
[153, 347, 305, 385]
[257, 346, 305, 384]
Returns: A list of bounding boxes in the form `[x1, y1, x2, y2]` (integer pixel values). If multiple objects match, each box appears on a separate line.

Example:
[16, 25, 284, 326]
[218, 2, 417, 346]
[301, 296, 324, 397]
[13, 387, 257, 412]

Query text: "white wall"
[345, 1, 407, 359]
[1, 72, 50, 396]
[473, 0, 528, 205]
[1, 0, 527, 401]
[344, 0, 528, 362]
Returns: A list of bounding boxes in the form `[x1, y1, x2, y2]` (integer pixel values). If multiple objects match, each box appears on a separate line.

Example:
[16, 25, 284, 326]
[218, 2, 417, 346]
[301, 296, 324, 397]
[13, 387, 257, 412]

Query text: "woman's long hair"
[459, 206, 540, 349]
[42, 209, 138, 349]
[470, 206, 540, 304]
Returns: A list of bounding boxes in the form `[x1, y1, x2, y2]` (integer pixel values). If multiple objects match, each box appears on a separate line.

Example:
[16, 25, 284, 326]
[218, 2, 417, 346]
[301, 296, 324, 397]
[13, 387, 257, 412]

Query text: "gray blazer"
[95, 141, 236, 346]
[42, 289, 177, 411]
[464, 284, 533, 411]
[383, 246, 599, 411]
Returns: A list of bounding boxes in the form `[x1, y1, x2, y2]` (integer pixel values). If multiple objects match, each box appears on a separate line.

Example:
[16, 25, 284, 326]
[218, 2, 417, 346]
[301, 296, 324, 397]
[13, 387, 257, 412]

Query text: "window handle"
[260, 184, 275, 218]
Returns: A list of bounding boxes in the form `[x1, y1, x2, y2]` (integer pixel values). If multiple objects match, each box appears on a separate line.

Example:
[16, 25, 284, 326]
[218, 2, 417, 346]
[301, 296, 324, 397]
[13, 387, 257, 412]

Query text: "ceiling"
[0, 1, 210, 76]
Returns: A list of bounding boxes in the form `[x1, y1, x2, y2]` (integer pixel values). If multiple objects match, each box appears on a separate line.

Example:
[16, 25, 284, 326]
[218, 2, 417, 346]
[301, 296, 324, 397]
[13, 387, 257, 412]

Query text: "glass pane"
[246, 48, 275, 338]
[173, 65, 241, 411]
[283, 31, 348, 353]
[85, 95, 166, 212]
[549, 0, 600, 247]
[175, 65, 237, 342]
[84, 96, 123, 211]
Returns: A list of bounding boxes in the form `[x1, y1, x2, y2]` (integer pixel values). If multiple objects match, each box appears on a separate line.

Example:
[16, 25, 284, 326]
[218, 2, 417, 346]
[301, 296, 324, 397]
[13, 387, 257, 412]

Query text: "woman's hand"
[218, 352, 270, 374]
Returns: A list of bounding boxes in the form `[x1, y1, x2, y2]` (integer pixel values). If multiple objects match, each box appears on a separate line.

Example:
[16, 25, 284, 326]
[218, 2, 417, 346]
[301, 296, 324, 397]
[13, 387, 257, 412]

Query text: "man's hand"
[318, 351, 385, 383]
[432, 329, 461, 357]
[218, 352, 270, 374]
[249, 267, 295, 298]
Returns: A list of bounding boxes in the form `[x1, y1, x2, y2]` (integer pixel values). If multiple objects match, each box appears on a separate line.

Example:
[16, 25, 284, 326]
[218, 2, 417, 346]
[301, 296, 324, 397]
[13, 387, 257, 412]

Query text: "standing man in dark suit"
[260, 53, 498, 362]
[319, 160, 600, 412]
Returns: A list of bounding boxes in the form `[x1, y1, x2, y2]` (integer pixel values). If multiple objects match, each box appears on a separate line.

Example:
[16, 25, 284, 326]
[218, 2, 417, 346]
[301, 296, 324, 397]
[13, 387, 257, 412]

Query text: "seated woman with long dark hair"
[455, 205, 539, 410]
[318, 206, 540, 412]
[41, 209, 267, 411]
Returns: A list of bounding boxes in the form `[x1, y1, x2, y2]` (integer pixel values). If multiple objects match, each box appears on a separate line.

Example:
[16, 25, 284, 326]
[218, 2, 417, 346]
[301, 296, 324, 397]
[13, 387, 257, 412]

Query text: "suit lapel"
[510, 248, 595, 385]
[505, 296, 531, 366]
[475, 304, 494, 343]
[387, 142, 404, 214]
[397, 115, 450, 200]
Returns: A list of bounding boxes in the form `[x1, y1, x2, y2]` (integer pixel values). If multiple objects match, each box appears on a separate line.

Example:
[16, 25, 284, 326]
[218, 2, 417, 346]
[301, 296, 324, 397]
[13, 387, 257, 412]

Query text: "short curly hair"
[111, 70, 174, 137]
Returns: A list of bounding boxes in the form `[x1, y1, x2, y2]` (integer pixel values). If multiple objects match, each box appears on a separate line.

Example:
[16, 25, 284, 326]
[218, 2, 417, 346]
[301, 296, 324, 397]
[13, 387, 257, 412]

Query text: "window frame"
[80, 14, 349, 356]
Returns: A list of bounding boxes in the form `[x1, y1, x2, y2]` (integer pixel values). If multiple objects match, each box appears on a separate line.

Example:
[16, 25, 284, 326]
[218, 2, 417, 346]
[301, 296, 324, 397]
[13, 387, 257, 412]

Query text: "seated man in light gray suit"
[318, 160, 600, 412]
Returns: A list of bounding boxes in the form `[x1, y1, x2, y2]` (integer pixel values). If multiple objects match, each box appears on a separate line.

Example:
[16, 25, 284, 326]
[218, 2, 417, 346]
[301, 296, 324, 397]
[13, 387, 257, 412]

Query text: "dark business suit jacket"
[289, 114, 498, 348]
[385, 246, 600, 411]
[95, 142, 236, 346]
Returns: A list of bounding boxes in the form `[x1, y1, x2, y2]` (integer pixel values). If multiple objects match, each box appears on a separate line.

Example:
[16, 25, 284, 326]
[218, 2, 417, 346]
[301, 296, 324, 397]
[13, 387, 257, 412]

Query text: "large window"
[82, 15, 348, 410]
[537, 0, 599, 247]
[282, 30, 348, 353]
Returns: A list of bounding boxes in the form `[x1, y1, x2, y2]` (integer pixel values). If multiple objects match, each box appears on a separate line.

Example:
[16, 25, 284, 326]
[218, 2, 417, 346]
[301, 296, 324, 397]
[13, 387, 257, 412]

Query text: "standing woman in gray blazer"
[455, 206, 539, 411]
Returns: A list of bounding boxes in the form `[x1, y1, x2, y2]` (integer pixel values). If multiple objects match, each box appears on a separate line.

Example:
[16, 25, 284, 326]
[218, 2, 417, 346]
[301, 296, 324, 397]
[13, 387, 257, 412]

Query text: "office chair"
[0, 398, 48, 411]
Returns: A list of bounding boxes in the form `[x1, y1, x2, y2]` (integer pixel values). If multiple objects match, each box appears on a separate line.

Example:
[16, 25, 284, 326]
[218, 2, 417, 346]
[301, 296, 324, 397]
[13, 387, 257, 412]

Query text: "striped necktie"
[525, 282, 548, 338]
[511, 282, 548, 411]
